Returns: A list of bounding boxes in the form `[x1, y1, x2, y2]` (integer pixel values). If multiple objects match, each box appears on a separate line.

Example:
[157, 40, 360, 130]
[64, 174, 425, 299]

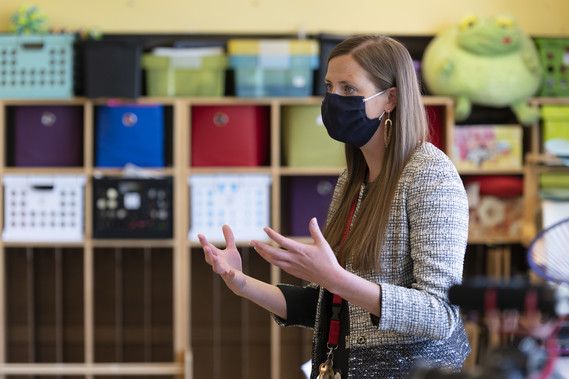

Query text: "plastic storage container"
[2, 174, 85, 242]
[81, 40, 142, 98]
[95, 104, 165, 168]
[0, 34, 75, 98]
[541, 105, 569, 142]
[535, 38, 569, 97]
[188, 174, 272, 242]
[92, 177, 173, 239]
[12, 105, 83, 167]
[142, 48, 227, 97]
[228, 39, 319, 97]
[281, 105, 344, 167]
[191, 105, 270, 167]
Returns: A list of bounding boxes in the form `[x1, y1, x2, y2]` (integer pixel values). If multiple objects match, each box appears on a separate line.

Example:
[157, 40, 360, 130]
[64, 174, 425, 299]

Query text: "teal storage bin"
[0, 34, 75, 99]
[229, 54, 318, 97]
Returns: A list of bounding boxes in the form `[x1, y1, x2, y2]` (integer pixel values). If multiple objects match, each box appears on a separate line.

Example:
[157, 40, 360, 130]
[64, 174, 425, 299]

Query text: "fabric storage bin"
[425, 105, 444, 150]
[95, 104, 165, 167]
[2, 174, 85, 242]
[81, 40, 142, 98]
[0, 34, 75, 98]
[92, 177, 173, 239]
[281, 105, 344, 167]
[228, 39, 319, 97]
[283, 176, 337, 237]
[535, 38, 569, 97]
[142, 47, 227, 97]
[191, 105, 269, 167]
[12, 105, 83, 167]
[452, 124, 523, 170]
[188, 174, 272, 242]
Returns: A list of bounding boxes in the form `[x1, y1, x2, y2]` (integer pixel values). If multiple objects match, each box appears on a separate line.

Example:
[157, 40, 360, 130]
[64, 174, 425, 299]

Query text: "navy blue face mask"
[321, 89, 387, 147]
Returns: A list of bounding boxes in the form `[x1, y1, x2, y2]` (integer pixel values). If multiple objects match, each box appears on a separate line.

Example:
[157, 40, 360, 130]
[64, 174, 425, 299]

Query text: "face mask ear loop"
[362, 88, 388, 103]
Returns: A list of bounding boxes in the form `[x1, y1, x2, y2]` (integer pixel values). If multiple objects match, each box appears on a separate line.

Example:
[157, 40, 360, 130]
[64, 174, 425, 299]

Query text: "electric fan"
[527, 217, 569, 285]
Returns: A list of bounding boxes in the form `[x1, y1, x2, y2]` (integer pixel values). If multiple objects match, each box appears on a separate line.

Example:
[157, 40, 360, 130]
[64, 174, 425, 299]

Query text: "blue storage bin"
[95, 104, 165, 167]
[0, 34, 75, 99]
[229, 54, 318, 97]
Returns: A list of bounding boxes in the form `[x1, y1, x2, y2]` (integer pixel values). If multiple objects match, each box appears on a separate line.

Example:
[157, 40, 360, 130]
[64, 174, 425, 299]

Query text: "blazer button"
[357, 336, 366, 344]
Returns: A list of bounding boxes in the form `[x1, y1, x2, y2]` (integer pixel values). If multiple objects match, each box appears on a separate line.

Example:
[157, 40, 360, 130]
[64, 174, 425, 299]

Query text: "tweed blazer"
[275, 143, 471, 378]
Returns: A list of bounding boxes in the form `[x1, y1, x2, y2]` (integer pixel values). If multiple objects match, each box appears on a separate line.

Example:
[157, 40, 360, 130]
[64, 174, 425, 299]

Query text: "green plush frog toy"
[421, 15, 542, 125]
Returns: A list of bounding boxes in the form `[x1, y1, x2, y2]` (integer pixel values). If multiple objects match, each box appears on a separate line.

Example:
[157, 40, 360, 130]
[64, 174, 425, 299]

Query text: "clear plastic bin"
[142, 53, 227, 97]
[230, 54, 318, 97]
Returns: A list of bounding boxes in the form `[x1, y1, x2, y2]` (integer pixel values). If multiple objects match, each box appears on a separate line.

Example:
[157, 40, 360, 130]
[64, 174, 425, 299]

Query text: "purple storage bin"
[286, 176, 337, 236]
[13, 106, 83, 167]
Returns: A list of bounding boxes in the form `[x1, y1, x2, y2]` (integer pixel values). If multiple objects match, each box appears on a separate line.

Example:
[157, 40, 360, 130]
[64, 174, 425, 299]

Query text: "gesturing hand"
[250, 218, 343, 291]
[198, 225, 246, 295]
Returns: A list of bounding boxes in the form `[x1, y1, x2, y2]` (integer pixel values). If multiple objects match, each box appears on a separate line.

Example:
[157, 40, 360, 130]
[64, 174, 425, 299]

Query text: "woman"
[199, 34, 470, 378]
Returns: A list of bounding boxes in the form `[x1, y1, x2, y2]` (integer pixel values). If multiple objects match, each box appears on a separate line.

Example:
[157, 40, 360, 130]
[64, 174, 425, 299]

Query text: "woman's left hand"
[250, 217, 343, 289]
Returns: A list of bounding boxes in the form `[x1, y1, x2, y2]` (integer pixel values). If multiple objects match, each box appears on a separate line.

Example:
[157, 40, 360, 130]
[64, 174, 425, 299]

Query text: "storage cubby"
[5, 247, 84, 364]
[93, 247, 173, 363]
[190, 247, 271, 379]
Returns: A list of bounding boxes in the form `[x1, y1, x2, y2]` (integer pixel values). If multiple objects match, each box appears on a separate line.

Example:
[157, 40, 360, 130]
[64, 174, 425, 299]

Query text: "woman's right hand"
[198, 225, 246, 295]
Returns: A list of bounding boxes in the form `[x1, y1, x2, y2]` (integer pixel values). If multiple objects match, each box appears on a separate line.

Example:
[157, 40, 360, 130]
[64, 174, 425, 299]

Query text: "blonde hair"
[323, 35, 430, 272]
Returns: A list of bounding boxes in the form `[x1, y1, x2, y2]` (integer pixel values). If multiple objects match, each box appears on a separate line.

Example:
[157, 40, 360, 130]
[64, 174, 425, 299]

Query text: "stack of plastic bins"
[228, 39, 319, 97]
[141, 47, 227, 97]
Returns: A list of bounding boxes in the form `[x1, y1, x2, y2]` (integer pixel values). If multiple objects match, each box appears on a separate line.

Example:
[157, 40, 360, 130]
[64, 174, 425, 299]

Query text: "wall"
[0, 0, 568, 36]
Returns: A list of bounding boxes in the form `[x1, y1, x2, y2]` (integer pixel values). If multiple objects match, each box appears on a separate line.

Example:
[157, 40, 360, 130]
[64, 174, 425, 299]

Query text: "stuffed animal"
[421, 15, 542, 125]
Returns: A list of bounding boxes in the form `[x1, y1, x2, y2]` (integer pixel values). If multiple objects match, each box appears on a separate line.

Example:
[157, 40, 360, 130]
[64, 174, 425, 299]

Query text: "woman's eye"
[343, 86, 355, 94]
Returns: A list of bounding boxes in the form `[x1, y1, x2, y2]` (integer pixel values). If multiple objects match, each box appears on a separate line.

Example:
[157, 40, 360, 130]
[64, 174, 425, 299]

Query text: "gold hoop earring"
[384, 111, 392, 148]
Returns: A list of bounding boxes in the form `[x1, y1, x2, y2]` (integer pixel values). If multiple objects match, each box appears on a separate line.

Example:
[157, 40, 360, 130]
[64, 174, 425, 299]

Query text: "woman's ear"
[387, 87, 397, 111]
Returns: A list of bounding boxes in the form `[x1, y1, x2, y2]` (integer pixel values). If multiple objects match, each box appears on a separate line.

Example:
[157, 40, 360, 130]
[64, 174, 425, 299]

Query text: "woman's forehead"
[325, 55, 369, 83]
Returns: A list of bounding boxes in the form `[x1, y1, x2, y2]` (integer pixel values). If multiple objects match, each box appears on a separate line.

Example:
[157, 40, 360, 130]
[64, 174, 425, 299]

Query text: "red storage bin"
[191, 105, 270, 167]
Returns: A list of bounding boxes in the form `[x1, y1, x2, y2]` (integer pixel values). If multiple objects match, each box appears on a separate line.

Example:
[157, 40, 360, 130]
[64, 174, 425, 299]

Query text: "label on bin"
[171, 56, 202, 68]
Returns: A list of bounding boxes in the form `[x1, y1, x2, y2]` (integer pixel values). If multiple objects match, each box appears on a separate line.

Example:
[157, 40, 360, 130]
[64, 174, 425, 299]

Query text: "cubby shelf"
[3, 95, 543, 379]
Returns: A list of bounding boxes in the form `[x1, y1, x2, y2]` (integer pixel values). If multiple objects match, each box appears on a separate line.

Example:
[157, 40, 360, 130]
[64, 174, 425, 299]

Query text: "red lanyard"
[327, 188, 359, 347]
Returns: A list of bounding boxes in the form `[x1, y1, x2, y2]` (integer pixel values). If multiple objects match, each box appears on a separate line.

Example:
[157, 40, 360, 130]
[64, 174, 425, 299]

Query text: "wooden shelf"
[458, 168, 525, 176]
[0, 363, 185, 376]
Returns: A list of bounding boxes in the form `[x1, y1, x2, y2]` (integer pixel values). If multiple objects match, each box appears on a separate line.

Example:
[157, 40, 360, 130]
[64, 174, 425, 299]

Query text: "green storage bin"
[541, 105, 569, 142]
[282, 105, 345, 167]
[540, 172, 569, 188]
[540, 172, 569, 200]
[535, 38, 569, 97]
[142, 54, 227, 97]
